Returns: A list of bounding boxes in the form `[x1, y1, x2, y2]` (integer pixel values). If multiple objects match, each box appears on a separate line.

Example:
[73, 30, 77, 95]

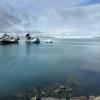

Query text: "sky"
[0, 0, 100, 36]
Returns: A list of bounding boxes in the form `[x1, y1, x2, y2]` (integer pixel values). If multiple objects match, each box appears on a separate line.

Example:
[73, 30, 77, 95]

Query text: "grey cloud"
[38, 4, 100, 30]
[0, 5, 21, 32]
[0, 0, 100, 37]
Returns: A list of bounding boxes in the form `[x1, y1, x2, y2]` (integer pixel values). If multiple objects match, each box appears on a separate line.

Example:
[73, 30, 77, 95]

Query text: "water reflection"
[0, 39, 100, 96]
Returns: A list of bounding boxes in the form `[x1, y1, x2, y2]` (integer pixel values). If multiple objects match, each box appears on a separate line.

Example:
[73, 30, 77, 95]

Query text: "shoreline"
[0, 81, 99, 100]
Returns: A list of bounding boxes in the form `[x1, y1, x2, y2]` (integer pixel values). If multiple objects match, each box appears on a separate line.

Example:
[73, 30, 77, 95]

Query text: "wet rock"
[41, 91, 46, 95]
[41, 97, 66, 100]
[70, 97, 80, 100]
[53, 85, 73, 98]
[78, 96, 87, 100]
[88, 96, 95, 100]
[65, 87, 73, 92]
[30, 96, 37, 100]
[94, 96, 100, 100]
[54, 85, 73, 94]
[54, 88, 63, 94]
[42, 97, 59, 100]
[59, 85, 66, 89]
[70, 96, 87, 100]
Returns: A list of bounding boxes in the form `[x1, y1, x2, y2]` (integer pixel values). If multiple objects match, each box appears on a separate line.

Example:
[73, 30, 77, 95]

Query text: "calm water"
[0, 39, 100, 97]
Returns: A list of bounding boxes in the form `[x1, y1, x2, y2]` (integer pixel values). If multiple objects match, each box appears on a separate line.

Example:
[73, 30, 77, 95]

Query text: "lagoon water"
[0, 39, 100, 97]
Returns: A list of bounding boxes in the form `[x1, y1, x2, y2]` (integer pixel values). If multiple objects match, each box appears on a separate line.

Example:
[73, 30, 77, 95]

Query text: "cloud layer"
[0, 0, 100, 36]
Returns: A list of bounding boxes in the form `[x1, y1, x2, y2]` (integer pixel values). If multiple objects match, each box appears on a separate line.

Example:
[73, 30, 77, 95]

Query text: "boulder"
[94, 96, 100, 100]
[41, 98, 67, 100]
[70, 97, 80, 100]
[70, 96, 87, 100]
[88, 96, 95, 100]
[78, 96, 87, 100]
[30, 96, 37, 100]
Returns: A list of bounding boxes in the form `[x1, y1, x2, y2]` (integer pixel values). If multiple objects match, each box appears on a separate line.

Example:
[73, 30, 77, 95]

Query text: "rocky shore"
[3, 95, 100, 100]
[32, 96, 100, 100]
[1, 84, 100, 100]
[0, 77, 99, 100]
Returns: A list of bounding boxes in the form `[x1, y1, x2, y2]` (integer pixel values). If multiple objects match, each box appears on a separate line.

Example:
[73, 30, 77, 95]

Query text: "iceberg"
[0, 33, 19, 44]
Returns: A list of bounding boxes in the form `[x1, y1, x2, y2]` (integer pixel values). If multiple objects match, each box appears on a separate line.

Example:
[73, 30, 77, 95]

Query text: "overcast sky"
[0, 0, 100, 36]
